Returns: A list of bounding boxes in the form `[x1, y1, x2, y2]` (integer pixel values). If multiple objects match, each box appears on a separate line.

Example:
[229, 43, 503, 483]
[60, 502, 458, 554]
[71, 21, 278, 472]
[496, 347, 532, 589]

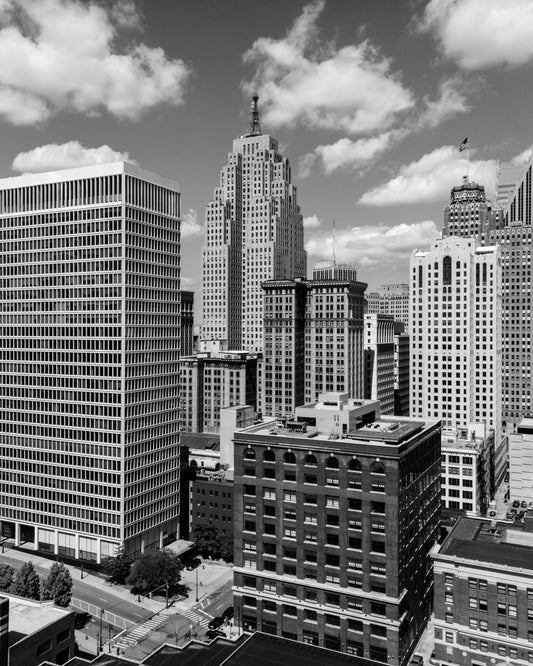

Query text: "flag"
[459, 137, 469, 152]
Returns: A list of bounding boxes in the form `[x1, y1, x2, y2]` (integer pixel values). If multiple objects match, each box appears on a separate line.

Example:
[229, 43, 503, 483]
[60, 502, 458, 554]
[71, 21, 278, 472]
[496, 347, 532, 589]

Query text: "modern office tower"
[502, 156, 533, 226]
[410, 237, 504, 481]
[393, 330, 410, 416]
[180, 290, 194, 356]
[443, 176, 502, 243]
[432, 514, 533, 666]
[441, 423, 494, 516]
[363, 313, 395, 414]
[508, 417, 533, 505]
[496, 162, 522, 209]
[262, 273, 367, 417]
[179, 351, 258, 433]
[0, 162, 181, 560]
[377, 284, 410, 330]
[201, 94, 306, 353]
[232, 393, 441, 664]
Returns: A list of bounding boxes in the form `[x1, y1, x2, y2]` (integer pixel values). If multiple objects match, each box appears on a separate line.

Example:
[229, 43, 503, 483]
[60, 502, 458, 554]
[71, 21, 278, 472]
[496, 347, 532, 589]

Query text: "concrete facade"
[509, 417, 533, 505]
[364, 313, 395, 415]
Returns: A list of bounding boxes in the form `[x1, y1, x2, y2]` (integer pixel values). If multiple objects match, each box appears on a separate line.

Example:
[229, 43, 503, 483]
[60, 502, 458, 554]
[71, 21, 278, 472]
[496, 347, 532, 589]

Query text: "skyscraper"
[410, 237, 503, 479]
[0, 162, 181, 560]
[443, 176, 502, 243]
[364, 313, 395, 414]
[201, 94, 306, 353]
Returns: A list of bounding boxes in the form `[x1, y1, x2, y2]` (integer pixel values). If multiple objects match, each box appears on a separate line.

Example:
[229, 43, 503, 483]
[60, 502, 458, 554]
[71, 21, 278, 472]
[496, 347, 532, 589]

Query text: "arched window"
[304, 453, 317, 466]
[326, 456, 339, 469]
[418, 265, 423, 288]
[189, 460, 197, 469]
[244, 448, 256, 459]
[443, 256, 451, 285]
[349, 458, 361, 471]
[370, 460, 385, 475]
[263, 449, 275, 462]
[284, 451, 296, 464]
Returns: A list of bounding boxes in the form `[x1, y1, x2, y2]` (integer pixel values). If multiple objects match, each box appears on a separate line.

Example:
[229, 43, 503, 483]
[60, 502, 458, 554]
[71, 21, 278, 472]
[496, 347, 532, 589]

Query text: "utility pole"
[165, 582, 169, 609]
[195, 566, 199, 602]
[98, 608, 104, 652]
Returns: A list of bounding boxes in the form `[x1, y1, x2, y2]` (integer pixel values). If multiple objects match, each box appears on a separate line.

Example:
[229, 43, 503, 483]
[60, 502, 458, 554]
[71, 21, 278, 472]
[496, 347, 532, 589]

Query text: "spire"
[246, 92, 262, 137]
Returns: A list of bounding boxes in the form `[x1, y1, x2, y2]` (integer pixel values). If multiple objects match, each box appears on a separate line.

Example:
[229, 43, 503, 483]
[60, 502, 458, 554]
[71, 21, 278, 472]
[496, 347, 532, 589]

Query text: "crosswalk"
[179, 607, 211, 628]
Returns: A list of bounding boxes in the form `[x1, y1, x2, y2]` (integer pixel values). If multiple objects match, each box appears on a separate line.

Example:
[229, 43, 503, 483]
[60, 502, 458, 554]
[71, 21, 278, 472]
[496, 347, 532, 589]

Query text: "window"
[244, 448, 256, 459]
[349, 458, 361, 471]
[370, 624, 387, 637]
[349, 498, 362, 510]
[284, 451, 296, 464]
[304, 454, 317, 466]
[326, 456, 339, 469]
[37, 640, 52, 656]
[326, 614, 340, 626]
[283, 604, 297, 616]
[284, 491, 296, 503]
[305, 610, 317, 622]
[370, 460, 385, 474]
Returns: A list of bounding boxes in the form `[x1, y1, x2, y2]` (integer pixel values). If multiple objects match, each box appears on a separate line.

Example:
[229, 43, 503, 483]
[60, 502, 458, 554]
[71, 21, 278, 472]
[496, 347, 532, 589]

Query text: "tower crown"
[245, 92, 262, 137]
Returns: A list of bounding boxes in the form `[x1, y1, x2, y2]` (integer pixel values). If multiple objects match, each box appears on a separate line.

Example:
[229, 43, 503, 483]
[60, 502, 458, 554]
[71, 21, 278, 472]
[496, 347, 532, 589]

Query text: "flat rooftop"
[7, 596, 72, 646]
[439, 517, 533, 570]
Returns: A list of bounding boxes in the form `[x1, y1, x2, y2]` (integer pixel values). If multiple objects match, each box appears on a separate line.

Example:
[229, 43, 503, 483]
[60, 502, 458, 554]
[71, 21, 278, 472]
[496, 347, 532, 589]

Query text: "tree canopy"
[11, 561, 40, 600]
[103, 548, 133, 585]
[41, 562, 73, 607]
[126, 548, 183, 595]
[192, 524, 234, 562]
[0, 563, 15, 592]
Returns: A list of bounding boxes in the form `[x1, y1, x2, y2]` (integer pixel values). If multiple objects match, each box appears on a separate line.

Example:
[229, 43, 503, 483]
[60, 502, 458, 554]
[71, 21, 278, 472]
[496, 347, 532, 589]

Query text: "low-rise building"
[509, 417, 533, 506]
[432, 514, 533, 666]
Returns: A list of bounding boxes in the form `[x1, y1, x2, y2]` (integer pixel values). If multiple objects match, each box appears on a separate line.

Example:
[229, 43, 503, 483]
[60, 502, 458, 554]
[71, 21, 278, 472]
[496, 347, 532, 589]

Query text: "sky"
[1, 0, 533, 302]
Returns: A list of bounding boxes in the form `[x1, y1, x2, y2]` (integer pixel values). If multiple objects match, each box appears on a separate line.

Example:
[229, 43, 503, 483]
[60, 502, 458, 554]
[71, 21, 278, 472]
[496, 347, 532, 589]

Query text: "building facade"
[232, 394, 441, 665]
[0, 162, 181, 560]
[179, 351, 258, 433]
[180, 290, 195, 357]
[509, 417, 533, 506]
[365, 284, 409, 331]
[201, 94, 306, 353]
[394, 332, 410, 417]
[443, 177, 502, 243]
[364, 313, 395, 415]
[410, 237, 503, 482]
[432, 515, 533, 666]
[262, 273, 366, 417]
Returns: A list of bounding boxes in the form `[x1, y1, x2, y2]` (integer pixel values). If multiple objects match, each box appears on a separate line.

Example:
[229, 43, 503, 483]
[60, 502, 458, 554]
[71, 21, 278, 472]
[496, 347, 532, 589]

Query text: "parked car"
[512, 500, 520, 508]
[206, 629, 226, 639]
[186, 557, 201, 571]
[208, 616, 225, 630]
[429, 652, 438, 665]
[221, 606, 234, 620]
[518, 510, 526, 520]
[409, 654, 424, 666]
[522, 500, 528, 508]
[506, 511, 515, 519]
[529, 501, 533, 510]
[504, 473, 510, 482]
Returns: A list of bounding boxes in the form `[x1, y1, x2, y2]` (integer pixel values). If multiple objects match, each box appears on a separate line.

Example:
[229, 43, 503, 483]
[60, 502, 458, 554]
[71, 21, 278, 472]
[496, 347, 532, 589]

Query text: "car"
[518, 510, 526, 520]
[506, 511, 515, 519]
[208, 616, 224, 630]
[504, 473, 510, 482]
[186, 557, 201, 571]
[529, 501, 533, 510]
[206, 629, 226, 639]
[221, 606, 234, 620]
[522, 500, 528, 508]
[429, 652, 438, 665]
[409, 654, 424, 666]
[512, 500, 520, 508]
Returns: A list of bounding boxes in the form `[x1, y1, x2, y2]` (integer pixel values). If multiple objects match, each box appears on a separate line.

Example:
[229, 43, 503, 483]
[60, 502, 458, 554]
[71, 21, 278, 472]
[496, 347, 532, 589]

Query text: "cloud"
[419, 0, 533, 70]
[181, 276, 195, 288]
[305, 220, 439, 268]
[303, 214, 322, 229]
[314, 132, 398, 174]
[12, 141, 131, 173]
[0, 0, 191, 125]
[181, 209, 203, 238]
[512, 145, 533, 166]
[359, 145, 497, 206]
[243, 0, 414, 135]
[417, 76, 470, 129]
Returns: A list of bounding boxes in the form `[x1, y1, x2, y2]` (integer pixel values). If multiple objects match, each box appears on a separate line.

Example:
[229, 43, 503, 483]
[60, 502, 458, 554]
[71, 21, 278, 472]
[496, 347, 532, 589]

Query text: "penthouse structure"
[233, 392, 441, 665]
[432, 515, 533, 666]
[201, 94, 306, 353]
[0, 162, 181, 560]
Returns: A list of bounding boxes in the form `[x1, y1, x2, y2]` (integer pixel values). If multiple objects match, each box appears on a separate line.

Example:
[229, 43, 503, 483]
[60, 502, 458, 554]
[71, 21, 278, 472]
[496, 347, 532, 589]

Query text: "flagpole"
[466, 146, 469, 181]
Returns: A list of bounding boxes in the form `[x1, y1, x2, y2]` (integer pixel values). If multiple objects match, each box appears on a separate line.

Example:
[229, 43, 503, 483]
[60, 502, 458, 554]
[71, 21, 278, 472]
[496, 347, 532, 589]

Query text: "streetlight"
[195, 566, 199, 602]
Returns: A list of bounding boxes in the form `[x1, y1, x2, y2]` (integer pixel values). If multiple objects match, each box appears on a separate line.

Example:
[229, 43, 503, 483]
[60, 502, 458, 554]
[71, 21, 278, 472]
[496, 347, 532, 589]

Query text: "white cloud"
[314, 132, 397, 174]
[243, 0, 414, 135]
[181, 209, 203, 238]
[305, 220, 439, 268]
[417, 76, 470, 128]
[12, 141, 131, 173]
[359, 145, 497, 206]
[0, 0, 190, 125]
[303, 214, 322, 229]
[419, 0, 533, 70]
[298, 152, 317, 179]
[512, 145, 533, 166]
[181, 276, 195, 288]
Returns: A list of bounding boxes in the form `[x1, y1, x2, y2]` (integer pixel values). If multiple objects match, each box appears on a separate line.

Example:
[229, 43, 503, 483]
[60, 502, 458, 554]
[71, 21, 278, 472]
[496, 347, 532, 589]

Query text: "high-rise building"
[443, 176, 502, 243]
[201, 94, 306, 353]
[363, 313, 395, 414]
[496, 161, 522, 209]
[365, 284, 409, 331]
[179, 350, 258, 433]
[180, 290, 194, 357]
[393, 330, 410, 417]
[502, 157, 533, 227]
[262, 271, 366, 417]
[232, 393, 441, 664]
[0, 162, 181, 560]
[410, 237, 504, 482]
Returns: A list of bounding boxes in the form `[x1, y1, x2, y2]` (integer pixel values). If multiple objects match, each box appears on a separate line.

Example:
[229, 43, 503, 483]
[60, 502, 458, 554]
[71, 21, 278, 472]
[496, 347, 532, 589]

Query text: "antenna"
[246, 92, 262, 137]
[332, 219, 336, 267]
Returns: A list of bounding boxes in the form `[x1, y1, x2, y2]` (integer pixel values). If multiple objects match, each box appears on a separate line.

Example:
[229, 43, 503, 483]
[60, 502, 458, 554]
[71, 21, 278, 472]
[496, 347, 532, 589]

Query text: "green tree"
[126, 549, 183, 596]
[41, 562, 73, 607]
[11, 561, 40, 600]
[103, 548, 133, 585]
[219, 532, 234, 563]
[192, 524, 221, 558]
[0, 563, 15, 591]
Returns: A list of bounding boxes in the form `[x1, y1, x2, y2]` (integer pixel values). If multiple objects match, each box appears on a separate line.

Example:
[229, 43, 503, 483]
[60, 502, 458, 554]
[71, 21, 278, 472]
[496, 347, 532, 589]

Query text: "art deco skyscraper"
[201, 94, 306, 353]
[0, 162, 181, 561]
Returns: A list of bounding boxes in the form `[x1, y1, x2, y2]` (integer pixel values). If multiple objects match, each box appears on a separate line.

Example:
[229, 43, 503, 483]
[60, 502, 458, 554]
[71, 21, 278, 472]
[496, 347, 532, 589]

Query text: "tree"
[41, 562, 73, 607]
[103, 548, 133, 585]
[0, 563, 15, 591]
[11, 561, 40, 600]
[192, 524, 221, 558]
[219, 532, 234, 563]
[126, 549, 183, 596]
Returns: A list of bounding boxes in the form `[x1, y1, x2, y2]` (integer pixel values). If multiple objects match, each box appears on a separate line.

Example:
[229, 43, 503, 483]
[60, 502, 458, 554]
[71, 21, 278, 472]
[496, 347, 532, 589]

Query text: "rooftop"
[4, 594, 73, 646]
[438, 516, 533, 570]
